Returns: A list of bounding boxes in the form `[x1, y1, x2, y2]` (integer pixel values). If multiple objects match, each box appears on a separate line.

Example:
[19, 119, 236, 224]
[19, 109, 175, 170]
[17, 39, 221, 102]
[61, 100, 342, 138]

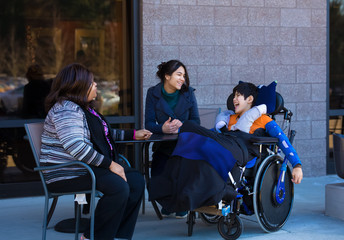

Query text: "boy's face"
[233, 91, 253, 116]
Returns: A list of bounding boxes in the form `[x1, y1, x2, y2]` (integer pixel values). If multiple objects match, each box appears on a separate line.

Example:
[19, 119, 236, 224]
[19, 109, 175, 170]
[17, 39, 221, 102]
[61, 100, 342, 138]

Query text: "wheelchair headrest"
[226, 91, 284, 116]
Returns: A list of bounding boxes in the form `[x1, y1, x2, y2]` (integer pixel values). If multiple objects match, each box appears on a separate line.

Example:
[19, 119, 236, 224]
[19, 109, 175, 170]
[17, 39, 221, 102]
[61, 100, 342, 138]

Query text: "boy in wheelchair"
[149, 81, 303, 215]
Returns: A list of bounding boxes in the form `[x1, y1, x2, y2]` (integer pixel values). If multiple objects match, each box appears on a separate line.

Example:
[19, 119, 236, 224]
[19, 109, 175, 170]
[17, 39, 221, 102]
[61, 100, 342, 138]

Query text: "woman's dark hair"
[26, 64, 44, 82]
[233, 82, 258, 105]
[156, 60, 190, 91]
[45, 63, 94, 111]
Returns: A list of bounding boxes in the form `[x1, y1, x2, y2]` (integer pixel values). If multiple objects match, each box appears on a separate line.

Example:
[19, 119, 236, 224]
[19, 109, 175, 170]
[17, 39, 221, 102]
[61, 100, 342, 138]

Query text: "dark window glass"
[330, 0, 344, 110]
[0, 0, 133, 189]
[329, 1, 344, 174]
[0, 0, 133, 118]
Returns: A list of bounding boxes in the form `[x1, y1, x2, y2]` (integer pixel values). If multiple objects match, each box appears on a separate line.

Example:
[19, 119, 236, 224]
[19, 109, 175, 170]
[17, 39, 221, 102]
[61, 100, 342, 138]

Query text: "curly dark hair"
[156, 60, 190, 92]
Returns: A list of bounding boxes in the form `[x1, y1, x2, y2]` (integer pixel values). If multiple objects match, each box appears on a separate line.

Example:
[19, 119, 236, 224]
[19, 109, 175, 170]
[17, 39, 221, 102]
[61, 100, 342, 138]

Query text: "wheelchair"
[186, 92, 296, 240]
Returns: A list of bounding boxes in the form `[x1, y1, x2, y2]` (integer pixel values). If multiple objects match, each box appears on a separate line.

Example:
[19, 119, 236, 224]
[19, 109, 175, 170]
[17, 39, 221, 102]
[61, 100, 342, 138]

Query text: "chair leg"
[142, 193, 145, 214]
[151, 200, 163, 220]
[75, 203, 81, 240]
[90, 193, 95, 240]
[42, 196, 50, 240]
[47, 197, 58, 226]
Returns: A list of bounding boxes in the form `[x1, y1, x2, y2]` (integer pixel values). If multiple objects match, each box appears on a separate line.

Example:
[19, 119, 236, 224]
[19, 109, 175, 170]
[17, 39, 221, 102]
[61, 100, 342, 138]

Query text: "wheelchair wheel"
[199, 212, 221, 225]
[217, 215, 243, 240]
[253, 155, 294, 232]
[187, 211, 196, 236]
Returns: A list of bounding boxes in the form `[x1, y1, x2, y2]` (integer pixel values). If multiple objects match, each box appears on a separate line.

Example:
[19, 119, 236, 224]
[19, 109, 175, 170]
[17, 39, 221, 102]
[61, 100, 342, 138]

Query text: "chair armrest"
[35, 161, 96, 181]
[118, 154, 131, 167]
[249, 136, 278, 144]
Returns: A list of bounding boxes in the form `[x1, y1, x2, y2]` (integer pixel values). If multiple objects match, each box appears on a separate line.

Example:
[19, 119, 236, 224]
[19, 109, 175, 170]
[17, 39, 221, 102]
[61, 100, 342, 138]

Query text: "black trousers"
[48, 167, 145, 240]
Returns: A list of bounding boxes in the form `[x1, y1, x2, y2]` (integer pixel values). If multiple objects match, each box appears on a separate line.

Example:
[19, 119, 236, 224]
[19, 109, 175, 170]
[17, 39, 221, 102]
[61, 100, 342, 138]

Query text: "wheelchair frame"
[187, 99, 296, 240]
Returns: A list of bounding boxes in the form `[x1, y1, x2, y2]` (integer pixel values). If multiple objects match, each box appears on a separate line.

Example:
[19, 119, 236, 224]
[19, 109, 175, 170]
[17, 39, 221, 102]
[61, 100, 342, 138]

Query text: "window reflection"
[0, 0, 133, 187]
[0, 0, 132, 118]
[330, 0, 344, 110]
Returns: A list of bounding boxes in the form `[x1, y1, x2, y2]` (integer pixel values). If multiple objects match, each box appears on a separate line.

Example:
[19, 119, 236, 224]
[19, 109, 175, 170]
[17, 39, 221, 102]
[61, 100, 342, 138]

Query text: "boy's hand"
[215, 121, 227, 132]
[291, 167, 303, 184]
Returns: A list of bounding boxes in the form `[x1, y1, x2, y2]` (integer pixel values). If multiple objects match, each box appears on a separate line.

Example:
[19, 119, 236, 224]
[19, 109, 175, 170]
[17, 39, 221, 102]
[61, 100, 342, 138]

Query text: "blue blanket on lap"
[149, 121, 252, 212]
[172, 131, 237, 182]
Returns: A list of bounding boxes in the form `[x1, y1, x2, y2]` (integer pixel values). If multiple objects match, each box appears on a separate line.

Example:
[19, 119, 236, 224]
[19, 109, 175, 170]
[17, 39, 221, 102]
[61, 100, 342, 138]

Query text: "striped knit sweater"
[40, 100, 132, 184]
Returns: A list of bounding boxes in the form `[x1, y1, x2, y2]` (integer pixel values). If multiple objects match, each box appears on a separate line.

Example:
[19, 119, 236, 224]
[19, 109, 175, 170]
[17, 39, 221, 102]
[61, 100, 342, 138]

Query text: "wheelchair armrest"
[249, 136, 278, 144]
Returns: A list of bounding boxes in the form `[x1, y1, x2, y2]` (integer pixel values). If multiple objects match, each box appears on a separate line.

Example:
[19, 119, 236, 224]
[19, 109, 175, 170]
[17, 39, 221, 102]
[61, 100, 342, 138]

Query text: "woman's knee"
[98, 174, 130, 198]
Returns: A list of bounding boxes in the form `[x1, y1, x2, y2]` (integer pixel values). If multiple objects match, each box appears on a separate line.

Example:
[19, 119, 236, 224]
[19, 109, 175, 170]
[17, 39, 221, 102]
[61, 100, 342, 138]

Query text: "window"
[0, 0, 139, 195]
[0, 0, 133, 119]
[329, 0, 344, 173]
[330, 0, 344, 112]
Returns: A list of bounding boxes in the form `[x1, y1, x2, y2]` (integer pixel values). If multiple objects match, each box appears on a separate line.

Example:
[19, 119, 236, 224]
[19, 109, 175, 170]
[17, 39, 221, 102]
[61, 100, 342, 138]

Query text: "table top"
[116, 133, 178, 144]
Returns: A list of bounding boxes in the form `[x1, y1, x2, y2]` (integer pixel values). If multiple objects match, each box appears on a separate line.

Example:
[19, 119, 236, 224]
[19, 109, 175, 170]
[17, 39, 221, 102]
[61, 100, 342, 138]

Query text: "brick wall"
[141, 0, 327, 177]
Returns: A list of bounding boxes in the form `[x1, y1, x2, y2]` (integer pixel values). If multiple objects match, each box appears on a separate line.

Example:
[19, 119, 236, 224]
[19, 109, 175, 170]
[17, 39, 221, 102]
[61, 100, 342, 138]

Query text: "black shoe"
[161, 208, 173, 218]
[222, 185, 238, 202]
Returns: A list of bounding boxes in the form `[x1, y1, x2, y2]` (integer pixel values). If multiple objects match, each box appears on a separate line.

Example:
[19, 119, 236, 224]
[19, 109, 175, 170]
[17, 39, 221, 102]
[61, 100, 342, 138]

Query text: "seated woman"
[149, 82, 303, 213]
[40, 63, 152, 240]
[145, 60, 200, 218]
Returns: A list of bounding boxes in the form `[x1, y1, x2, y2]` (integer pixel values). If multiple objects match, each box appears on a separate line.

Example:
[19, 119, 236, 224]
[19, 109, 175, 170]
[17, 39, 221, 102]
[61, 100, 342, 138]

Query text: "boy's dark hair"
[233, 82, 258, 105]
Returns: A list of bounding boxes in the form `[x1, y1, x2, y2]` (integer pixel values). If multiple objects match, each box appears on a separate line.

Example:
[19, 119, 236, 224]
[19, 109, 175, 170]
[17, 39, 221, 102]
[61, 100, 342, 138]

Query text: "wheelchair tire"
[199, 212, 221, 225]
[187, 211, 196, 236]
[253, 154, 294, 232]
[217, 215, 243, 240]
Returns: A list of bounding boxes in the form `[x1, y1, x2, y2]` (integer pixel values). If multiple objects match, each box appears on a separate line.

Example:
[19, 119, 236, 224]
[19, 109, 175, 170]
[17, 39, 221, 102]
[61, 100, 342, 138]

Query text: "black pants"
[151, 151, 169, 177]
[48, 167, 145, 240]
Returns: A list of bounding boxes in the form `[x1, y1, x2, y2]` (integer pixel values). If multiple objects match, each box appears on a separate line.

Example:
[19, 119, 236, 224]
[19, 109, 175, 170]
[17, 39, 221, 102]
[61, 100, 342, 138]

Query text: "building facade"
[142, 0, 328, 177]
[0, 0, 337, 198]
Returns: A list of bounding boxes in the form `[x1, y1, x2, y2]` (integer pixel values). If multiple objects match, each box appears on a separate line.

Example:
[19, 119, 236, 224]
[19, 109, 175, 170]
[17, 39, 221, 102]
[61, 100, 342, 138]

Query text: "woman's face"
[87, 80, 97, 102]
[164, 66, 185, 93]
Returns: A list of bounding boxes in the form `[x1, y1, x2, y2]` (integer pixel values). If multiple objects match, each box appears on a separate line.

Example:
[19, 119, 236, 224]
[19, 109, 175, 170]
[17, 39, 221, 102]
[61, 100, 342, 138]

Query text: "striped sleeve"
[52, 105, 111, 168]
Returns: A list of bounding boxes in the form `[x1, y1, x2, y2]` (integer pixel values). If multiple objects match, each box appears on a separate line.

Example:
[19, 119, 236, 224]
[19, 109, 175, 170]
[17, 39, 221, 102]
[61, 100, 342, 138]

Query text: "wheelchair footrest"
[194, 206, 222, 216]
[194, 203, 232, 217]
[222, 205, 231, 217]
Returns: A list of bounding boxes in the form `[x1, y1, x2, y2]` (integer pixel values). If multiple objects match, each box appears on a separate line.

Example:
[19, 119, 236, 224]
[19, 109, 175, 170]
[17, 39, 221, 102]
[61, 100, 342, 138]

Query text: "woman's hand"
[109, 161, 127, 182]
[291, 167, 303, 184]
[135, 129, 152, 140]
[162, 117, 182, 134]
[171, 119, 183, 130]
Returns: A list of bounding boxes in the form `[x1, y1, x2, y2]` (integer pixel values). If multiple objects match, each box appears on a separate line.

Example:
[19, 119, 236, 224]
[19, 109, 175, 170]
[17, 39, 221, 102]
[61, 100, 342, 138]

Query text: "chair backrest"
[24, 122, 44, 167]
[198, 107, 221, 129]
[333, 133, 344, 179]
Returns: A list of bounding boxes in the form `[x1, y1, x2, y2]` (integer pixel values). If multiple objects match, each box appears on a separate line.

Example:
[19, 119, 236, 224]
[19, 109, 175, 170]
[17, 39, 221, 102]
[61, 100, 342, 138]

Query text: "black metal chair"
[325, 133, 344, 220]
[333, 133, 344, 179]
[25, 122, 98, 240]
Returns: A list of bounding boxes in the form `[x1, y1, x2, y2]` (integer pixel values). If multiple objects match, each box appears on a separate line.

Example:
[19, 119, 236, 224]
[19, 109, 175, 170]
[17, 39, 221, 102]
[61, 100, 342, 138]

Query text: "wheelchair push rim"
[253, 154, 294, 232]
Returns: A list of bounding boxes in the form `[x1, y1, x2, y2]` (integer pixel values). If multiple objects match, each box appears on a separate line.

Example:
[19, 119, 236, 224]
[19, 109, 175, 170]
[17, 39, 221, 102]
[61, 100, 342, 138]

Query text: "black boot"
[222, 185, 238, 203]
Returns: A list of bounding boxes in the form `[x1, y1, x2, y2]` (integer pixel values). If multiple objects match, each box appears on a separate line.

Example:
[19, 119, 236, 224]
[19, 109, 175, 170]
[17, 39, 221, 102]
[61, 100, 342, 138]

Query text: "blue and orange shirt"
[228, 114, 273, 134]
